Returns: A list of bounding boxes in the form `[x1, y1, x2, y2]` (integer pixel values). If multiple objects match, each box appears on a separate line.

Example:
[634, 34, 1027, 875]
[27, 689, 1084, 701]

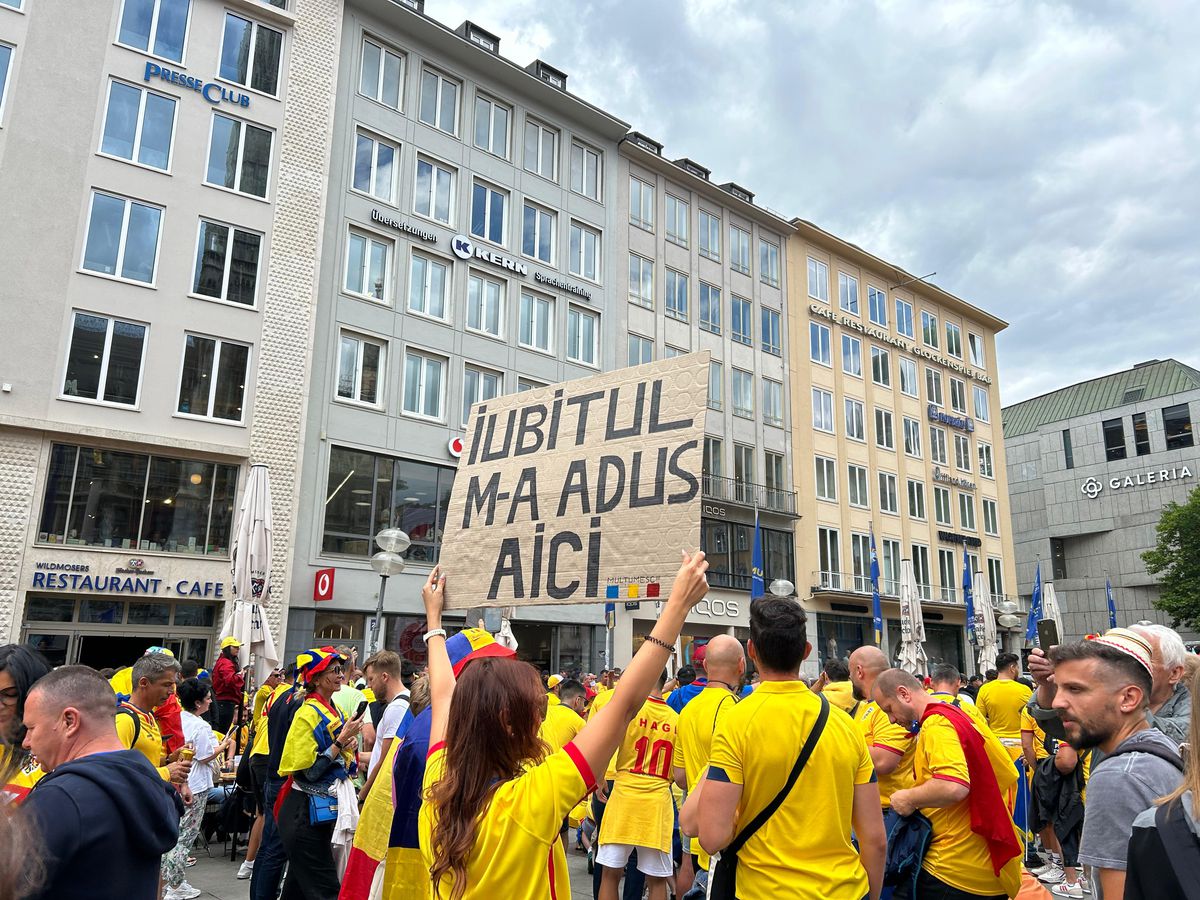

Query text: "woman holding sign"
[418, 551, 710, 900]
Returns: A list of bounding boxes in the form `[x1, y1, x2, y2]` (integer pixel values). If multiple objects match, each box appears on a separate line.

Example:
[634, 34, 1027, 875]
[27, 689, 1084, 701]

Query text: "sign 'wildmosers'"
[440, 352, 710, 609]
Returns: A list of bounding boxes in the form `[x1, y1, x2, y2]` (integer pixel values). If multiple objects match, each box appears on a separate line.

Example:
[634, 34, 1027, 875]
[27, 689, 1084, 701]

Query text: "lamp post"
[369, 528, 410, 655]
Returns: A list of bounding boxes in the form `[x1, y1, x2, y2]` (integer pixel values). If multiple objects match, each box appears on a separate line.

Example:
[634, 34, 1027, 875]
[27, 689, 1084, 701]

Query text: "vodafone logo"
[449, 437, 464, 459]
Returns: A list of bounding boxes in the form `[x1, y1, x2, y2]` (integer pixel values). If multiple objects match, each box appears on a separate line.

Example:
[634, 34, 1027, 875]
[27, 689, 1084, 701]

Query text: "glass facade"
[699, 518, 794, 591]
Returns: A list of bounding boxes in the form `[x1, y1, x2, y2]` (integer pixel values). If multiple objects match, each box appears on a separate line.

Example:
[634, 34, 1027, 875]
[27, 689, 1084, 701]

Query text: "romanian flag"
[338, 737, 403, 900]
[383, 708, 433, 900]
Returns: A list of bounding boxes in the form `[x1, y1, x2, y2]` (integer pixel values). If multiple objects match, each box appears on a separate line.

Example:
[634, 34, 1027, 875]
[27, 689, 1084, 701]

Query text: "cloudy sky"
[432, 0, 1200, 405]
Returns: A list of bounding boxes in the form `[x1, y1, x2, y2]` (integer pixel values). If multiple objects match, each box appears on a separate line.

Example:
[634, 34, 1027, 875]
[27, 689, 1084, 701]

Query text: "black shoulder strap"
[1154, 801, 1200, 900]
[1106, 740, 1185, 773]
[727, 694, 829, 855]
[710, 693, 735, 735]
[116, 706, 142, 746]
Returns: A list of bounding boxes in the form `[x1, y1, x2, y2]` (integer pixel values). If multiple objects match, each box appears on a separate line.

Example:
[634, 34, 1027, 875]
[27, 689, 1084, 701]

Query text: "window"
[812, 388, 834, 432]
[933, 486, 952, 526]
[666, 270, 688, 321]
[1095, 418, 1126, 462]
[848, 464, 869, 509]
[954, 434, 971, 471]
[875, 408, 895, 450]
[845, 398, 865, 441]
[761, 307, 782, 355]
[523, 119, 558, 180]
[518, 291, 553, 353]
[763, 379, 783, 426]
[177, 334, 250, 422]
[871, 346, 891, 387]
[473, 94, 509, 157]
[466, 272, 504, 338]
[760, 240, 780, 287]
[570, 141, 601, 200]
[732, 368, 754, 419]
[908, 479, 926, 520]
[842, 334, 862, 377]
[838, 272, 859, 314]
[881, 538, 902, 594]
[117, 0, 190, 63]
[899, 357, 918, 396]
[949, 378, 967, 414]
[868, 286, 887, 327]
[945, 322, 962, 359]
[344, 229, 391, 303]
[764, 452, 786, 503]
[903, 417, 922, 457]
[402, 350, 445, 419]
[0, 43, 9, 121]
[219, 12, 282, 96]
[930, 426, 947, 464]
[414, 156, 454, 224]
[926, 368, 943, 406]
[734, 444, 754, 493]
[522, 202, 555, 264]
[630, 177, 654, 230]
[808, 257, 829, 302]
[987, 558, 1004, 598]
[809, 321, 833, 366]
[100, 81, 176, 170]
[628, 253, 653, 307]
[938, 549, 957, 603]
[206, 113, 272, 198]
[973, 386, 990, 423]
[566, 306, 598, 365]
[518, 378, 545, 392]
[851, 533, 872, 593]
[81, 192, 162, 284]
[408, 253, 449, 320]
[336, 333, 383, 406]
[1062, 429, 1075, 469]
[569, 221, 601, 281]
[627, 333, 652, 367]
[879, 473, 898, 514]
[1051, 538, 1068, 580]
[666, 195, 689, 247]
[921, 311, 939, 348]
[968, 332, 985, 368]
[359, 38, 403, 110]
[708, 362, 723, 411]
[38, 443, 238, 555]
[959, 494, 976, 531]
[895, 298, 915, 338]
[418, 68, 458, 134]
[62, 313, 146, 407]
[815, 457, 837, 501]
[912, 544, 931, 599]
[470, 180, 507, 245]
[703, 436, 722, 478]
[699, 211, 720, 261]
[462, 365, 501, 425]
[978, 441, 994, 478]
[818, 527, 841, 590]
[1132, 412, 1151, 456]
[982, 498, 999, 536]
[353, 130, 397, 203]
[730, 225, 751, 275]
[731, 295, 752, 345]
[192, 220, 261, 306]
[664, 345, 684, 358]
[700, 282, 721, 334]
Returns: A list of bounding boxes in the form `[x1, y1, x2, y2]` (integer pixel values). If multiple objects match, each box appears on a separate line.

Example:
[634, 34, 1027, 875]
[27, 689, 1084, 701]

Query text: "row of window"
[700, 361, 785, 425]
[807, 257, 986, 367]
[1097, 403, 1195, 463]
[701, 437, 787, 495]
[809, 322, 991, 421]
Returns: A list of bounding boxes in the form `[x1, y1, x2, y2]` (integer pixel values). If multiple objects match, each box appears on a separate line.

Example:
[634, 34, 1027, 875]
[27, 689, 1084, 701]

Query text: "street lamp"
[369, 528, 410, 654]
[997, 614, 1022, 629]
[769, 578, 795, 598]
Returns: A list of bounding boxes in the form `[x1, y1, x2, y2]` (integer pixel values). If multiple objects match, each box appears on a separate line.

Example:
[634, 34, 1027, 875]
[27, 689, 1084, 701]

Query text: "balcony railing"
[810, 570, 1027, 612]
[703, 474, 798, 517]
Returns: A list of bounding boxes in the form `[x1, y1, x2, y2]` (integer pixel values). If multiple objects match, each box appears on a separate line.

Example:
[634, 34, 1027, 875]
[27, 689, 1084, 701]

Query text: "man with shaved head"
[874, 668, 1022, 899]
[849, 645, 917, 813]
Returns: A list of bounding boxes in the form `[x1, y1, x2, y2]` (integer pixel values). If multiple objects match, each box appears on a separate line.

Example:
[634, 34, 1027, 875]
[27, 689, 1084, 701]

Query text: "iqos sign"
[694, 598, 740, 618]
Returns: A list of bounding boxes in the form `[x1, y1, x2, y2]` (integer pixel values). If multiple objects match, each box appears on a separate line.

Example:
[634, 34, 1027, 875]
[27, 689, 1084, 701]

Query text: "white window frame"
[566, 304, 599, 367]
[0, 41, 11, 124]
[875, 407, 895, 451]
[666, 194, 689, 247]
[871, 346, 891, 387]
[522, 201, 556, 265]
[413, 155, 456, 226]
[335, 331, 385, 408]
[987, 557, 1004, 598]
[868, 285, 887, 327]
[569, 219, 601, 283]
[343, 228, 392, 304]
[761, 306, 782, 355]
[895, 297, 915, 338]
[518, 290, 554, 354]
[930, 425, 948, 464]
[808, 257, 829, 302]
[115, 0, 192, 64]
[759, 239, 780, 287]
[812, 387, 834, 433]
[959, 493, 976, 532]
[204, 112, 274, 199]
[899, 357, 918, 397]
[731, 368, 754, 419]
[358, 36, 404, 110]
[175, 333, 251, 424]
[945, 321, 963, 359]
[665, 269, 688, 321]
[472, 92, 510, 158]
[810, 322, 831, 366]
[98, 79, 178, 172]
[470, 178, 508, 247]
[730, 224, 751, 275]
[815, 456, 837, 502]
[407, 250, 450, 322]
[466, 270, 505, 339]
[731, 295, 753, 346]
[523, 118, 558, 181]
[845, 398, 865, 442]
[908, 479, 926, 520]
[983, 498, 999, 536]
[954, 433, 972, 472]
[848, 464, 869, 509]
[60, 311, 149, 408]
[903, 416, 922, 458]
[968, 332, 986, 368]
[978, 441, 994, 479]
[851, 533, 872, 593]
[630, 176, 654, 231]
[937, 549, 957, 603]
[838, 272, 859, 314]
[628, 252, 654, 308]
[218, 12, 283, 97]
[926, 367, 944, 407]
[842, 334, 862, 377]
[627, 332, 653, 367]
[699, 210, 721, 261]
[950, 377, 967, 414]
[913, 544, 932, 599]
[818, 527, 842, 590]
[569, 140, 602, 200]
[933, 486, 952, 527]
[921, 310, 939, 349]
[708, 362, 723, 411]
[879, 472, 899, 515]
[351, 127, 398, 204]
[418, 67, 459, 135]
[190, 218, 263, 308]
[974, 385, 991, 423]
[401, 348, 446, 421]
[763, 378, 783, 427]
[462, 363, 503, 425]
[80, 190, 164, 286]
[699, 281, 721, 334]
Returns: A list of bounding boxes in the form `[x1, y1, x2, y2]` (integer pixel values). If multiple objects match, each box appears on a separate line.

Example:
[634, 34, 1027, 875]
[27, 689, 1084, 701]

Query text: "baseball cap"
[445, 628, 516, 676]
[144, 646, 175, 658]
[547, 674, 564, 689]
[220, 636, 242, 650]
[692, 643, 707, 668]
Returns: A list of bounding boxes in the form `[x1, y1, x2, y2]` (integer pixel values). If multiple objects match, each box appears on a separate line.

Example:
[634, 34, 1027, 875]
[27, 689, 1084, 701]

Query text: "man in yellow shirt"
[929, 665, 992, 733]
[116, 652, 192, 798]
[849, 645, 917, 809]
[816, 658, 858, 715]
[690, 597, 884, 900]
[976, 652, 1033, 763]
[540, 679, 587, 754]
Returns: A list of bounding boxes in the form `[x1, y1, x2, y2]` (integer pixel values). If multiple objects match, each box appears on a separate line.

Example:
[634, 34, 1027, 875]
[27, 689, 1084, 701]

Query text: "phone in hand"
[354, 699, 369, 720]
[1037, 618, 1060, 650]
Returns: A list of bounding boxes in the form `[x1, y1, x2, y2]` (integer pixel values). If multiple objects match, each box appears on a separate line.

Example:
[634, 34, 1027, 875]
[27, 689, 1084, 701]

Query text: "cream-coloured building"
[787, 220, 1021, 674]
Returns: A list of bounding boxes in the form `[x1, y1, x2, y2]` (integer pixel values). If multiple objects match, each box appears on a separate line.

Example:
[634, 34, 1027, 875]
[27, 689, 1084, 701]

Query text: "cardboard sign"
[440, 352, 710, 609]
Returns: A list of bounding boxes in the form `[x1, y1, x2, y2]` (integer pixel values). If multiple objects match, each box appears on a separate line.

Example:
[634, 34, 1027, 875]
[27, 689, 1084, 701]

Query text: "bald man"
[22, 666, 183, 900]
[848, 646, 918, 812]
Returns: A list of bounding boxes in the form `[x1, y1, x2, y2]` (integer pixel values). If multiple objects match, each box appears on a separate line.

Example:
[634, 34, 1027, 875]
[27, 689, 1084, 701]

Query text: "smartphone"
[1037, 618, 1060, 650]
[354, 699, 369, 720]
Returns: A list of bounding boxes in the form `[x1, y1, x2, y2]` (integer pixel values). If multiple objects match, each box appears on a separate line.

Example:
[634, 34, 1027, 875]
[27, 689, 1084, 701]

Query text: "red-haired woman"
[418, 551, 710, 900]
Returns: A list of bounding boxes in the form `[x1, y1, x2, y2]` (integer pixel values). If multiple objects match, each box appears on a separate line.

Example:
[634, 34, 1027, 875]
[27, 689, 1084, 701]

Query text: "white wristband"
[423, 628, 447, 642]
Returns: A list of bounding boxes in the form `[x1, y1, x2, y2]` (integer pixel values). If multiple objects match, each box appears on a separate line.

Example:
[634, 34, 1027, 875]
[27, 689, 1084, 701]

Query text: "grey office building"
[1003, 359, 1200, 640]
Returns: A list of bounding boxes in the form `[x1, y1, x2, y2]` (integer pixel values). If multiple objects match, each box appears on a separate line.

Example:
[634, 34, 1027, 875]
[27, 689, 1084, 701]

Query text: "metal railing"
[810, 570, 1027, 611]
[703, 474, 798, 516]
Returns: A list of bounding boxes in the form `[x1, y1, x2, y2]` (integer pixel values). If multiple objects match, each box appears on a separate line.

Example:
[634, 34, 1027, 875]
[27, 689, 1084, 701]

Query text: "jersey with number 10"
[597, 696, 679, 853]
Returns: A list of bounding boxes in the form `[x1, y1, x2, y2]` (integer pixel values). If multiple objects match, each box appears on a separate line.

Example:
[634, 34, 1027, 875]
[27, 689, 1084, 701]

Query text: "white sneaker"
[237, 859, 255, 880]
[1050, 882, 1084, 899]
[1077, 876, 1093, 895]
[1038, 864, 1066, 884]
[1029, 856, 1061, 876]
[165, 884, 202, 900]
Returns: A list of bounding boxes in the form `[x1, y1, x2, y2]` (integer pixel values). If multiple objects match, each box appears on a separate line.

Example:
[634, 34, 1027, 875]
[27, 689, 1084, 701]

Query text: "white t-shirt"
[368, 691, 411, 775]
[181, 710, 217, 793]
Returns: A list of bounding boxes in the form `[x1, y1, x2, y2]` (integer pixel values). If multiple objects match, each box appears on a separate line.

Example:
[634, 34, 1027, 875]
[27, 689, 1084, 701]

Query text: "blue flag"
[869, 528, 883, 646]
[1106, 577, 1117, 629]
[604, 602, 616, 629]
[1025, 562, 1043, 642]
[750, 513, 765, 600]
[962, 553, 977, 646]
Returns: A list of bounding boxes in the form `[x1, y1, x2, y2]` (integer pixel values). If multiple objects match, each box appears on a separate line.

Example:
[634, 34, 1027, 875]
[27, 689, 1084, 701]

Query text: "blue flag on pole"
[604, 602, 616, 629]
[750, 512, 765, 600]
[1025, 562, 1043, 642]
[962, 552, 977, 646]
[1106, 577, 1118, 629]
[869, 528, 883, 646]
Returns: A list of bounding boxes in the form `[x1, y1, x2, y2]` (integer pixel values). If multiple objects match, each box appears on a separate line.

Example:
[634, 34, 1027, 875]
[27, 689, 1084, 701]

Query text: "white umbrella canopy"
[1042, 582, 1066, 642]
[898, 559, 929, 675]
[974, 570, 1000, 675]
[220, 463, 279, 684]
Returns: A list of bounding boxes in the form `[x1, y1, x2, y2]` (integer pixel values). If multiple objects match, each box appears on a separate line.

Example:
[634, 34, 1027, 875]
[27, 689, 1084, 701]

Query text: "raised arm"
[422, 566, 454, 747]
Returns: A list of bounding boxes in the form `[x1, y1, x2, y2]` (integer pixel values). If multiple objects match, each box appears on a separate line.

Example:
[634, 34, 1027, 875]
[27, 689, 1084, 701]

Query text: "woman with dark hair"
[0, 644, 52, 804]
[212, 637, 247, 734]
[419, 551, 710, 900]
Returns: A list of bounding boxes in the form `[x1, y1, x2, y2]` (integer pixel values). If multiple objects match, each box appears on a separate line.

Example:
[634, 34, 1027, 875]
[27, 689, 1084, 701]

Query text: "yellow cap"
[220, 636, 243, 650]
[547, 674, 563, 688]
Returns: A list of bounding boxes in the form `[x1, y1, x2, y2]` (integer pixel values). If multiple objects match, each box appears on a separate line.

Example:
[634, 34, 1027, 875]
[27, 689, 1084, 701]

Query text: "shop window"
[174, 603, 217, 627]
[80, 599, 124, 624]
[24, 597, 75, 622]
[314, 611, 363, 644]
[127, 602, 170, 625]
